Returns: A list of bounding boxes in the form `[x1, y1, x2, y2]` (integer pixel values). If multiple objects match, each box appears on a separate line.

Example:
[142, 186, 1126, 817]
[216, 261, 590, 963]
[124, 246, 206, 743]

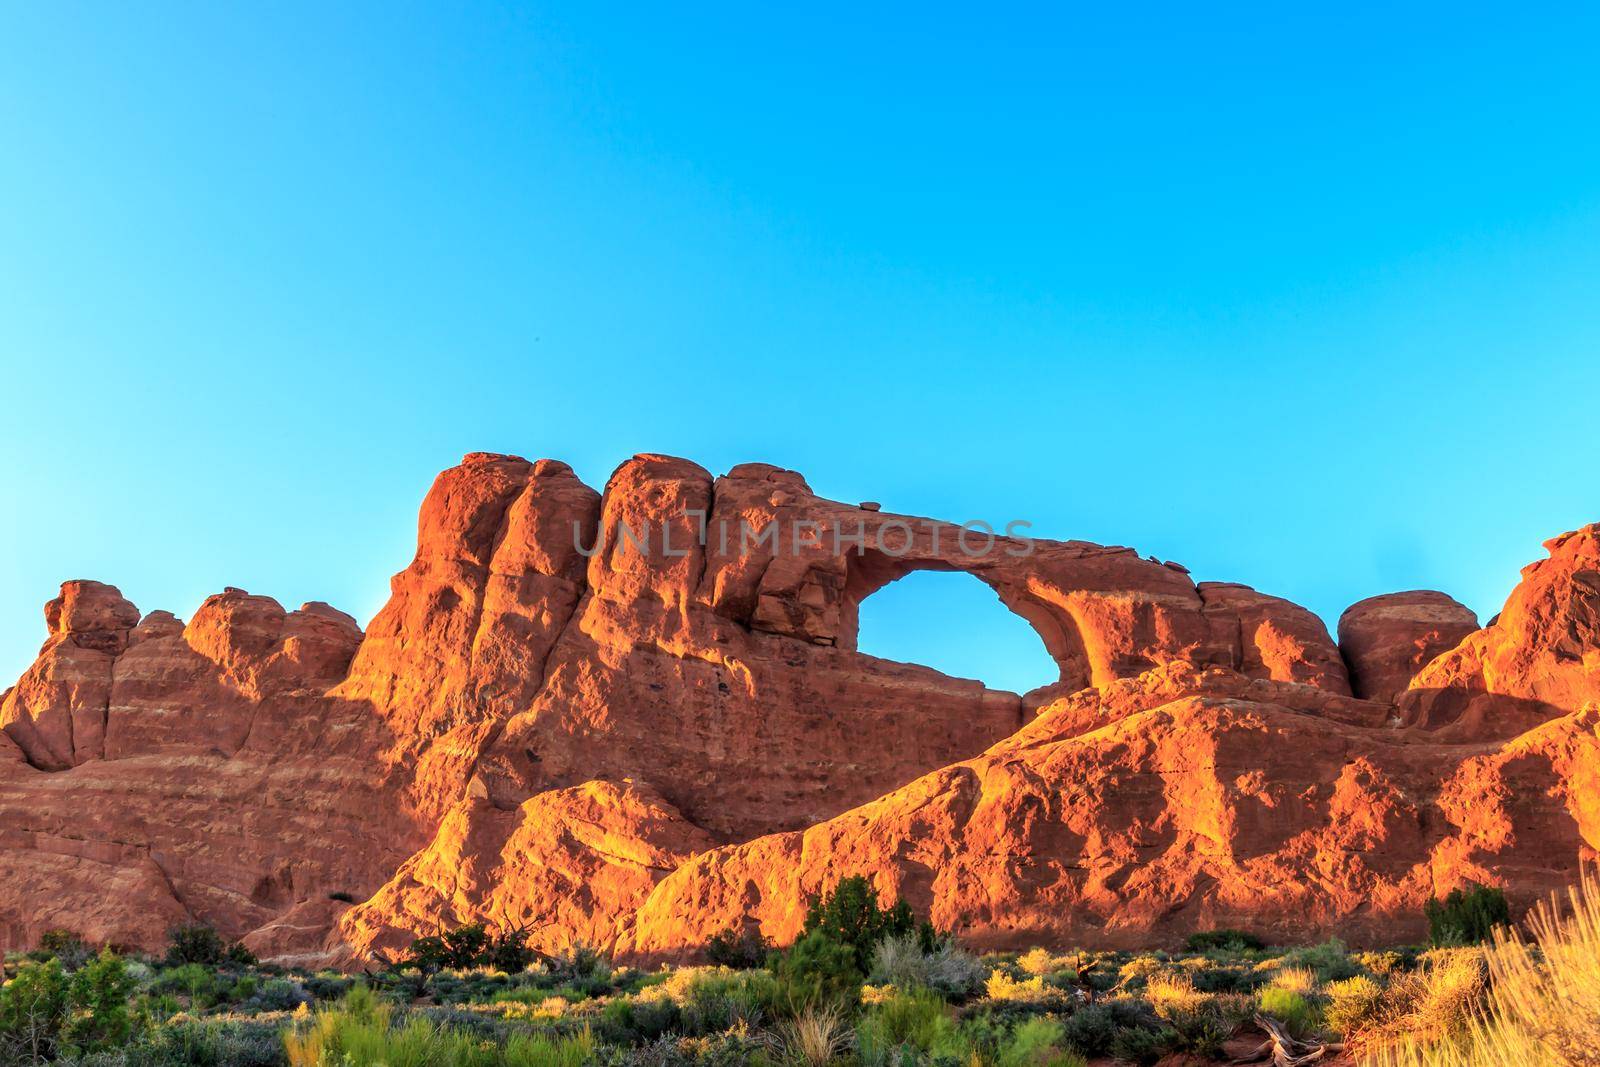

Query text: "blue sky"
[3, 4, 1599, 692]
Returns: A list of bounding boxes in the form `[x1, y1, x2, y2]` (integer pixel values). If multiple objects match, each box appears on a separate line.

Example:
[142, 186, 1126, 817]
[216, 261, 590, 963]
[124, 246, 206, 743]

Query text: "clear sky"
[4, 5, 1599, 693]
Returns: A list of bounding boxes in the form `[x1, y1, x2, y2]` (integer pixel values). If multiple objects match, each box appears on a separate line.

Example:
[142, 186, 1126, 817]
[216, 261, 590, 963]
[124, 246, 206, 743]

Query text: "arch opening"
[853, 569, 1060, 695]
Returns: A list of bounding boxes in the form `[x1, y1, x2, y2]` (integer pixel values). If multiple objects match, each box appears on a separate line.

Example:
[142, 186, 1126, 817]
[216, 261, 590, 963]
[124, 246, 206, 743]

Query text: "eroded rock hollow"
[3, 453, 1597, 965]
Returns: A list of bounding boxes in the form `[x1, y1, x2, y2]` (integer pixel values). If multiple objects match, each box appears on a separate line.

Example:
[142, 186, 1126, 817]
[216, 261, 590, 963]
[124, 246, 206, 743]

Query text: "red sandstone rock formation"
[1, 452, 1597, 963]
[1338, 591, 1479, 705]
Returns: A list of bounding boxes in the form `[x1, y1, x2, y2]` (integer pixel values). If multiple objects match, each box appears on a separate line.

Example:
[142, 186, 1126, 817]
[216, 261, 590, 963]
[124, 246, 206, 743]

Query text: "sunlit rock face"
[1, 452, 1597, 964]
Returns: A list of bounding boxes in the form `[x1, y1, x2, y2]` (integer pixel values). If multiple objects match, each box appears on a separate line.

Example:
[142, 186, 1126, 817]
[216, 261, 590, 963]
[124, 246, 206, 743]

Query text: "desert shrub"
[772, 931, 863, 1011]
[1142, 974, 1241, 1056]
[703, 925, 773, 970]
[623, 966, 779, 1037]
[163, 925, 252, 968]
[282, 984, 599, 1067]
[1014, 948, 1061, 977]
[299, 972, 354, 1002]
[1115, 954, 1171, 989]
[800, 876, 933, 971]
[37, 930, 95, 971]
[544, 943, 613, 992]
[991, 1017, 1087, 1067]
[1165, 1005, 1235, 1058]
[1058, 1003, 1114, 1054]
[1259, 986, 1320, 1039]
[248, 979, 311, 1014]
[597, 994, 683, 1044]
[1184, 928, 1265, 953]
[1281, 938, 1361, 982]
[402, 924, 488, 972]
[1324, 974, 1384, 1036]
[1471, 878, 1600, 1065]
[695, 969, 781, 1030]
[1109, 1023, 1177, 1065]
[1058, 1000, 1159, 1057]
[501, 1026, 596, 1067]
[72, 1019, 286, 1066]
[65, 950, 139, 1051]
[153, 964, 222, 1009]
[408, 1005, 526, 1045]
[1354, 948, 1489, 1054]
[1424, 883, 1511, 947]
[1354, 950, 1407, 976]
[1189, 962, 1260, 994]
[399, 923, 544, 976]
[868, 932, 985, 1000]
[984, 969, 1059, 1006]
[769, 1003, 853, 1066]
[0, 957, 70, 1063]
[1365, 877, 1600, 1064]
[854, 988, 955, 1062]
[668, 1027, 768, 1066]
[485, 927, 537, 973]
[1143, 973, 1206, 1017]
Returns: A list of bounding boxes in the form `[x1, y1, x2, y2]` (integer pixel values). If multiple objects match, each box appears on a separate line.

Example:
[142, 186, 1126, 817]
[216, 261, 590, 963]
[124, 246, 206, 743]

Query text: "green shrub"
[37, 929, 94, 971]
[249, 979, 310, 1014]
[596, 995, 682, 1044]
[1162, 1004, 1235, 1057]
[1109, 1023, 1177, 1065]
[163, 925, 252, 968]
[772, 930, 864, 1010]
[300, 972, 354, 1002]
[995, 1017, 1087, 1067]
[403, 924, 488, 972]
[0, 957, 70, 1062]
[801, 875, 932, 970]
[856, 987, 954, 1061]
[543, 943, 613, 992]
[1190, 963, 1260, 994]
[1258, 986, 1320, 1039]
[674, 968, 780, 1034]
[84, 1019, 285, 1066]
[154, 963, 221, 1008]
[1058, 1000, 1158, 1057]
[66, 949, 139, 1051]
[1425, 882, 1511, 946]
[703, 925, 773, 969]
[1184, 929, 1265, 952]
[502, 1026, 595, 1067]
[281, 984, 597, 1067]
[1280, 937, 1360, 982]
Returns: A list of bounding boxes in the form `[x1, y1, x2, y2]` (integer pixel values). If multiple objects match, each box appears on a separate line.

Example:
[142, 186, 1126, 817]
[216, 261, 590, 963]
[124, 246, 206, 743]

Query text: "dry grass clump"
[1324, 974, 1384, 1035]
[768, 1002, 853, 1066]
[1266, 966, 1319, 996]
[1365, 871, 1600, 1066]
[1144, 973, 1209, 1016]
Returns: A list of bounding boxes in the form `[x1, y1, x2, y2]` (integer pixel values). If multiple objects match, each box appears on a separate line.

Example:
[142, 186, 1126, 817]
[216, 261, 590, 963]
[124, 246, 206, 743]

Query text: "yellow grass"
[1366, 871, 1600, 1066]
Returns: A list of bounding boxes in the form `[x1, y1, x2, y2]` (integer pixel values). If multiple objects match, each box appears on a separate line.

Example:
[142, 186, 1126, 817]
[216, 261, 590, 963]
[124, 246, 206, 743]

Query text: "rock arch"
[850, 567, 1060, 695]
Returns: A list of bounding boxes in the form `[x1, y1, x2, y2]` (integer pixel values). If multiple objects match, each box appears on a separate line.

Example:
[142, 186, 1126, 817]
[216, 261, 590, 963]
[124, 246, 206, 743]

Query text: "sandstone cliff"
[2, 452, 1596, 962]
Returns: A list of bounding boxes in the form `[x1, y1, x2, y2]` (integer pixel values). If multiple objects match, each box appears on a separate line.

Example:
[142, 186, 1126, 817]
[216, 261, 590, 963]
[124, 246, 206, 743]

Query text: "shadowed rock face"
[1, 451, 1596, 964]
